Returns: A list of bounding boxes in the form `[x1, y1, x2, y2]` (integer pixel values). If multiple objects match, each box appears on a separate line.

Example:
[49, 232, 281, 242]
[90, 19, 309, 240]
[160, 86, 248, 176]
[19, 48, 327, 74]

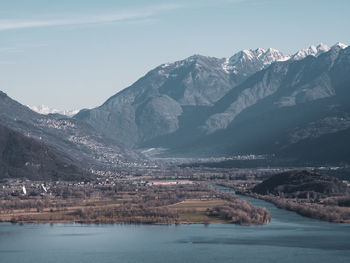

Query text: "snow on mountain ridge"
[223, 42, 348, 73]
[332, 42, 348, 49]
[28, 105, 79, 117]
[291, 43, 331, 60]
[222, 47, 290, 75]
[159, 43, 348, 77]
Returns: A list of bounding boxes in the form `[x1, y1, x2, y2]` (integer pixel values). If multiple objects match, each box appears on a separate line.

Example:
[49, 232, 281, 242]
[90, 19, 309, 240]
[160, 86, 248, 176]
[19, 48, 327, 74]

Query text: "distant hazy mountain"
[28, 105, 79, 117]
[0, 91, 145, 172]
[0, 123, 89, 181]
[75, 43, 350, 164]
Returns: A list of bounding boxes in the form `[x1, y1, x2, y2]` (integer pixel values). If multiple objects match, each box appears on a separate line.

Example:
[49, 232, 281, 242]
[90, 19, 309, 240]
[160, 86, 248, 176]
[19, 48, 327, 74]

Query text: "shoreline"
[0, 220, 229, 226]
[0, 198, 251, 226]
[216, 182, 350, 224]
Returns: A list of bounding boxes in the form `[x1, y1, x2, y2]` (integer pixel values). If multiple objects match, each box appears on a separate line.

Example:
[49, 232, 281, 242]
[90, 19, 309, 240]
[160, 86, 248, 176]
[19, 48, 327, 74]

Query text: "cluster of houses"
[1, 181, 49, 197]
[146, 180, 193, 186]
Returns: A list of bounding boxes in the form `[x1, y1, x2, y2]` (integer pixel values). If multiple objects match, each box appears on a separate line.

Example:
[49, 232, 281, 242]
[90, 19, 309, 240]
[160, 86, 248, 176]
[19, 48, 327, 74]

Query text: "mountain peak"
[317, 43, 330, 50]
[186, 54, 208, 61]
[255, 47, 266, 53]
[159, 54, 212, 71]
[223, 47, 290, 75]
[331, 42, 348, 49]
[241, 49, 253, 57]
[266, 47, 279, 53]
[292, 43, 330, 60]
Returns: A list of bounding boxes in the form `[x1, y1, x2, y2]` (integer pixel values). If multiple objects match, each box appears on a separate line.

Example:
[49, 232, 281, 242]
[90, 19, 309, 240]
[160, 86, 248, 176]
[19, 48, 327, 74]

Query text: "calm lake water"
[1, 187, 350, 263]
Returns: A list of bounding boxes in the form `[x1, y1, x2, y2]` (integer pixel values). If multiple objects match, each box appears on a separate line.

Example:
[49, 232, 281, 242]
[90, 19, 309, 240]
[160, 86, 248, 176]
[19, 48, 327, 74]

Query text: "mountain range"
[1, 42, 349, 181]
[74, 42, 350, 164]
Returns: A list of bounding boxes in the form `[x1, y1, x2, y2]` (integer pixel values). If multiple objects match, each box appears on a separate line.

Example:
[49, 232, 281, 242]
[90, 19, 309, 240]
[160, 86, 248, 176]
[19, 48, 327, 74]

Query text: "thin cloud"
[0, 4, 181, 31]
[0, 61, 15, 65]
[0, 43, 48, 53]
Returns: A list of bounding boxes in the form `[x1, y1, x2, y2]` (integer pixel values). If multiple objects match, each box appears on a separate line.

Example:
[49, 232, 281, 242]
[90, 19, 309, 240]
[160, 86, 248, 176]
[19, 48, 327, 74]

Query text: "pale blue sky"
[0, 0, 349, 110]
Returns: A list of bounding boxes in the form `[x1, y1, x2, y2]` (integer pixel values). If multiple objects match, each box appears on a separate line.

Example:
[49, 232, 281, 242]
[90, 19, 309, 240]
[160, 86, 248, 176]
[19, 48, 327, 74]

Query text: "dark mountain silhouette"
[0, 123, 89, 181]
[253, 170, 348, 197]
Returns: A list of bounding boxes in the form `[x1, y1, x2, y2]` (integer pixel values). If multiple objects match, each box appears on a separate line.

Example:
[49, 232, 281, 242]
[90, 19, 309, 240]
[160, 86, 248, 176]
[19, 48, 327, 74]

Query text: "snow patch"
[221, 47, 290, 75]
[28, 105, 79, 117]
[292, 43, 330, 60]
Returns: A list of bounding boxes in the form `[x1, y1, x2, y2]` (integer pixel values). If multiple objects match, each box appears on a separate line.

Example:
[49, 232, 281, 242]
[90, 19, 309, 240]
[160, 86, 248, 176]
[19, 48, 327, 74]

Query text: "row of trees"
[70, 205, 179, 224]
[207, 196, 270, 225]
[267, 197, 350, 223]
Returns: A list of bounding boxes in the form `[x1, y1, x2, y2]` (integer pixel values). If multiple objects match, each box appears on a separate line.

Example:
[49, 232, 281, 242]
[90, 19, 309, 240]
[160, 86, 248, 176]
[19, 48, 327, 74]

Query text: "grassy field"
[0, 198, 232, 224]
[168, 199, 229, 224]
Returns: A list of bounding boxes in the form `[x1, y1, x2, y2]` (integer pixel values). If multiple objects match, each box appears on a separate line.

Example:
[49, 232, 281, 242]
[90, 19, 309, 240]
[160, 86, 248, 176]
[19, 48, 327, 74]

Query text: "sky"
[0, 0, 349, 111]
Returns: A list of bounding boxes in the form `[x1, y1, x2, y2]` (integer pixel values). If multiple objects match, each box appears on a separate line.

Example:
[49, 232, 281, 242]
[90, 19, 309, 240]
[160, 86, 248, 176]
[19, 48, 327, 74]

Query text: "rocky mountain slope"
[75, 43, 350, 163]
[0, 123, 89, 181]
[291, 43, 330, 60]
[0, 91, 145, 172]
[189, 44, 350, 160]
[76, 48, 290, 147]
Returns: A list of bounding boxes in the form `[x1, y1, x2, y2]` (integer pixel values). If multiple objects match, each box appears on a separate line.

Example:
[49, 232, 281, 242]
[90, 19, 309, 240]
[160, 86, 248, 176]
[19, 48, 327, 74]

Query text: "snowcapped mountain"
[333, 42, 348, 49]
[76, 46, 293, 147]
[196, 44, 350, 161]
[222, 48, 290, 76]
[291, 42, 348, 61]
[28, 104, 79, 117]
[75, 42, 350, 164]
[291, 43, 330, 60]
[329, 42, 348, 53]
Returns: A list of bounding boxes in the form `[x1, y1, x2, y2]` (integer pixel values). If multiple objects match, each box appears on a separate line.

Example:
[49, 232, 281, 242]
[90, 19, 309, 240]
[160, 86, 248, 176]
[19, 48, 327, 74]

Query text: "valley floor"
[2, 166, 349, 225]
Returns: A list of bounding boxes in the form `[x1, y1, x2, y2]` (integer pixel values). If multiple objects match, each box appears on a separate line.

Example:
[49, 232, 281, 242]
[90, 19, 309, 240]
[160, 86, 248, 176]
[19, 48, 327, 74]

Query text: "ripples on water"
[0, 187, 349, 263]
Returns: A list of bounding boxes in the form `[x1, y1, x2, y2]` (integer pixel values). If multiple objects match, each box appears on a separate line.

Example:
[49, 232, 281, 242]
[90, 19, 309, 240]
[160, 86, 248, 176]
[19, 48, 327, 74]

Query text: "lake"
[1, 187, 349, 263]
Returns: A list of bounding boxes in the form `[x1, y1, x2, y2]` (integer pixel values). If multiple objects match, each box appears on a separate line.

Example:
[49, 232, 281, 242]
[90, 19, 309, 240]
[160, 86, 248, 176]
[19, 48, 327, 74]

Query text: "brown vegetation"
[254, 194, 350, 223]
[207, 201, 270, 225]
[0, 182, 270, 225]
[217, 175, 350, 223]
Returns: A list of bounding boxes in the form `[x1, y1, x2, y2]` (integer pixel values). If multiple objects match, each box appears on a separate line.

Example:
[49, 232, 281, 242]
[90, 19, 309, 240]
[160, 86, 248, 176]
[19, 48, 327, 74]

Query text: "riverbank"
[217, 181, 350, 223]
[245, 193, 350, 223]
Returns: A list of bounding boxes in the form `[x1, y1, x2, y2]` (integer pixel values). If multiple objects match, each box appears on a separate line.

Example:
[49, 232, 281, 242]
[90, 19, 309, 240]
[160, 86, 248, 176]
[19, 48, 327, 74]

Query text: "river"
[0, 186, 349, 263]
